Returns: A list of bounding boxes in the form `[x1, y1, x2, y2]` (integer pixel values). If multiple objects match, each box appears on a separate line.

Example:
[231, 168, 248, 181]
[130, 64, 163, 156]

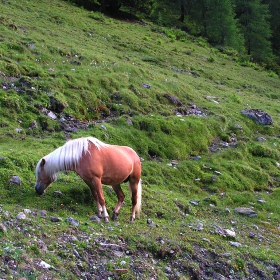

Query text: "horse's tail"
[135, 179, 142, 215]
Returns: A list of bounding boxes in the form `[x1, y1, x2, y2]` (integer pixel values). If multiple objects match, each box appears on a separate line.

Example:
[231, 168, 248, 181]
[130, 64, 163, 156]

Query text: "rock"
[38, 210, 47, 218]
[249, 232, 255, 238]
[126, 118, 133, 125]
[120, 261, 126, 266]
[147, 218, 156, 227]
[241, 109, 273, 125]
[229, 241, 242, 247]
[53, 190, 63, 196]
[224, 229, 236, 238]
[257, 137, 266, 141]
[234, 207, 257, 217]
[190, 200, 200, 206]
[253, 224, 259, 230]
[165, 266, 172, 273]
[49, 97, 67, 113]
[196, 222, 204, 231]
[73, 249, 80, 258]
[0, 223, 7, 233]
[9, 175, 21, 186]
[113, 250, 123, 257]
[142, 83, 150, 89]
[202, 238, 210, 243]
[39, 260, 51, 269]
[23, 209, 32, 214]
[30, 120, 38, 129]
[163, 94, 182, 106]
[234, 124, 243, 130]
[65, 217, 79, 226]
[89, 215, 101, 223]
[50, 216, 62, 222]
[16, 212, 26, 220]
[47, 111, 57, 120]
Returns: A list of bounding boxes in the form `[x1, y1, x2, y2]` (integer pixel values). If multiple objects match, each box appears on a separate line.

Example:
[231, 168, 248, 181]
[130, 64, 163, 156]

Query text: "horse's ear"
[40, 158, 46, 167]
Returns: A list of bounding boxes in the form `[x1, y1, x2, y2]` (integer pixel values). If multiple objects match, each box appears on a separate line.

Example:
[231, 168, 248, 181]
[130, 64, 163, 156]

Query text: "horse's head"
[35, 158, 56, 195]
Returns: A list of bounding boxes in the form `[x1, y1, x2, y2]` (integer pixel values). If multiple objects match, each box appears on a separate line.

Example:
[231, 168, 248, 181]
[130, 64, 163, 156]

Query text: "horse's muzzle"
[35, 183, 45, 195]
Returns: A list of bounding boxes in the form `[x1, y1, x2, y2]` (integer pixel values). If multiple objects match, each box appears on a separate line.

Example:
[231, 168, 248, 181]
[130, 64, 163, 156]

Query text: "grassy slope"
[0, 0, 280, 279]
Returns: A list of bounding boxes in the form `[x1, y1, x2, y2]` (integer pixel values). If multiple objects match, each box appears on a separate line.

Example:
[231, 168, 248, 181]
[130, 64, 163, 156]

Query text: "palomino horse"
[35, 137, 142, 222]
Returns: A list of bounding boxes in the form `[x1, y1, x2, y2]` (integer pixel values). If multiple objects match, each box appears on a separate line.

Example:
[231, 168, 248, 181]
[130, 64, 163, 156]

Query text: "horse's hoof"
[112, 212, 119, 221]
[129, 217, 135, 224]
[104, 217, 109, 223]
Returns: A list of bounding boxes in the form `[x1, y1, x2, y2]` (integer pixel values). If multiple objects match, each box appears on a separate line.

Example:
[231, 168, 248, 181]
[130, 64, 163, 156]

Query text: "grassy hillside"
[0, 0, 280, 279]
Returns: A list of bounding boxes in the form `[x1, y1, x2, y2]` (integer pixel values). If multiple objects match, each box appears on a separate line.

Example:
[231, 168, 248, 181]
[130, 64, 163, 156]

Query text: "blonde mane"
[36, 137, 107, 177]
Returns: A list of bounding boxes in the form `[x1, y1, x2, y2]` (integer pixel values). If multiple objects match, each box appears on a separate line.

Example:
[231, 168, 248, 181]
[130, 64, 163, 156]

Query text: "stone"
[89, 215, 101, 223]
[49, 97, 67, 113]
[0, 223, 7, 233]
[147, 218, 156, 227]
[9, 175, 21, 186]
[53, 190, 63, 196]
[249, 232, 255, 238]
[38, 210, 47, 218]
[190, 200, 200, 206]
[241, 109, 273, 125]
[50, 216, 62, 222]
[229, 241, 242, 247]
[39, 260, 51, 269]
[224, 229, 236, 238]
[65, 217, 79, 226]
[23, 209, 32, 214]
[234, 207, 257, 217]
[16, 212, 26, 220]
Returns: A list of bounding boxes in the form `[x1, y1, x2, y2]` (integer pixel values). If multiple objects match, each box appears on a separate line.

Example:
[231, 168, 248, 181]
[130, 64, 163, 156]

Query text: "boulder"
[241, 109, 273, 125]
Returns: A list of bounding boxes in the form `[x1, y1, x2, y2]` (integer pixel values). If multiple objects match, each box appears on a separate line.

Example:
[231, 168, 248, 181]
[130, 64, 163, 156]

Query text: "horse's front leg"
[112, 184, 125, 221]
[91, 178, 109, 223]
[91, 189, 103, 218]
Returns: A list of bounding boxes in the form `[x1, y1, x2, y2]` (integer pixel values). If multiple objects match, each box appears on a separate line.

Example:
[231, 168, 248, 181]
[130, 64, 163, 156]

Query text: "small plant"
[268, 71, 278, 78]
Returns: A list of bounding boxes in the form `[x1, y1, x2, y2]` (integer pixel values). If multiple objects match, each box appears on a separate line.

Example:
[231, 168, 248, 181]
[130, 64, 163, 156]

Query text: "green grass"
[0, 0, 280, 279]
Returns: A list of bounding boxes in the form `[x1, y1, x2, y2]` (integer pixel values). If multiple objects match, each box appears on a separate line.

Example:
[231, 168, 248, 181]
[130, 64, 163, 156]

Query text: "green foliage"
[205, 0, 245, 51]
[235, 0, 274, 63]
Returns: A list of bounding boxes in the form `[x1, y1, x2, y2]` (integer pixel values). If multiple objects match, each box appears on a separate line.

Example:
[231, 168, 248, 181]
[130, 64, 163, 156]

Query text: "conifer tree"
[205, 0, 244, 51]
[262, 0, 280, 59]
[235, 0, 274, 63]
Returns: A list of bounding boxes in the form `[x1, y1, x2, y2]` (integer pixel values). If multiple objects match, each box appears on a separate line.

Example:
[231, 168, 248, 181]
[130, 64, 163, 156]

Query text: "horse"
[35, 137, 142, 223]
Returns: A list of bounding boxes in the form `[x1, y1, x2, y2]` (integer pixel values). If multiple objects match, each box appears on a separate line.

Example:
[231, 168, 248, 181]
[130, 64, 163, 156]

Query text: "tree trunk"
[178, 0, 185, 22]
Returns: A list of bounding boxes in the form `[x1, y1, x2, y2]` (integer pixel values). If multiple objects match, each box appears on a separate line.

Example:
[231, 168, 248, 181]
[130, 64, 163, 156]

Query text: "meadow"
[0, 0, 280, 279]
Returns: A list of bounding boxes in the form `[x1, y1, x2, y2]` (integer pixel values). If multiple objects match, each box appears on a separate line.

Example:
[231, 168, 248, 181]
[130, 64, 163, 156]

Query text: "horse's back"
[79, 142, 141, 185]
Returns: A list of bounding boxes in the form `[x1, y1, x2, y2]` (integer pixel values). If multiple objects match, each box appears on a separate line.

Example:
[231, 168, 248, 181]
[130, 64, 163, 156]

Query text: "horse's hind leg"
[129, 178, 142, 223]
[112, 184, 125, 221]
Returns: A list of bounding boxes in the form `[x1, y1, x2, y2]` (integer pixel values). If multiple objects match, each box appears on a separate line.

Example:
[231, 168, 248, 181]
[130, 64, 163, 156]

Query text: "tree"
[262, 0, 280, 58]
[235, 0, 274, 63]
[205, 0, 244, 50]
